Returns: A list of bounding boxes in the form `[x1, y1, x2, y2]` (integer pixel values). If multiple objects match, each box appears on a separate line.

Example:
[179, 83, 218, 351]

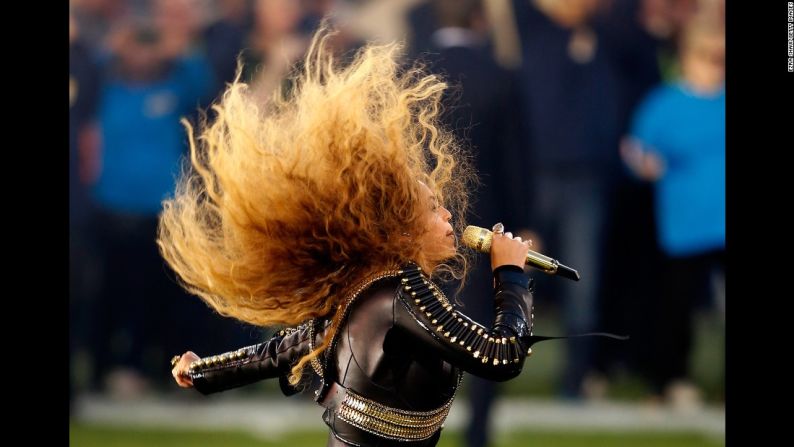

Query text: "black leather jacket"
[188, 263, 535, 446]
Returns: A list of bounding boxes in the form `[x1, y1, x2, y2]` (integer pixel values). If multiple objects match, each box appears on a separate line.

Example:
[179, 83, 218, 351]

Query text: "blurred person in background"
[414, 1, 530, 445]
[70, 9, 102, 403]
[239, 0, 312, 102]
[510, 0, 623, 400]
[202, 0, 253, 95]
[406, 0, 440, 59]
[87, 16, 215, 396]
[621, 15, 724, 409]
[166, 28, 542, 447]
[151, 0, 209, 60]
[588, 0, 673, 394]
[235, 0, 365, 104]
[593, 0, 718, 399]
[70, 0, 131, 54]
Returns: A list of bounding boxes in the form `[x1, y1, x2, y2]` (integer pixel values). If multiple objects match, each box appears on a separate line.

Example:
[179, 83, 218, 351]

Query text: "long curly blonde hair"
[157, 27, 475, 385]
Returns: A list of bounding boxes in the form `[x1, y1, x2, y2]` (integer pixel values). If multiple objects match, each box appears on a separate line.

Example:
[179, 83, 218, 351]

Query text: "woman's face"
[417, 182, 457, 262]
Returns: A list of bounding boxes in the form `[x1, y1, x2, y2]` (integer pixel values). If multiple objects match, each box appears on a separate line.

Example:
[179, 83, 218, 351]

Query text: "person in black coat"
[407, 1, 531, 445]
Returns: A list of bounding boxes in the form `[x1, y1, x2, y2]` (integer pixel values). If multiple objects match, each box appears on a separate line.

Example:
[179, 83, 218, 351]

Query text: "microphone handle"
[526, 249, 580, 281]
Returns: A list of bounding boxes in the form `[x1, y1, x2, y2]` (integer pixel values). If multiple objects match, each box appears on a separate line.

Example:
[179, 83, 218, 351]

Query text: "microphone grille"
[461, 225, 493, 253]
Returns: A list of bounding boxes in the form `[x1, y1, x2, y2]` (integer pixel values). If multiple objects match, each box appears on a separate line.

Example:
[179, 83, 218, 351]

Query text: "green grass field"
[70, 423, 724, 447]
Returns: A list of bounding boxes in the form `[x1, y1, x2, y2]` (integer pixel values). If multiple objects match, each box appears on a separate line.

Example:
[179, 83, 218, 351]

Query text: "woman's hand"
[491, 229, 531, 271]
[171, 351, 200, 388]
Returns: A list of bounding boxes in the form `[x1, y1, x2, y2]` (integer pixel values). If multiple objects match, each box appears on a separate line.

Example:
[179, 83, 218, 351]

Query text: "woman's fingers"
[173, 368, 193, 387]
[172, 351, 198, 388]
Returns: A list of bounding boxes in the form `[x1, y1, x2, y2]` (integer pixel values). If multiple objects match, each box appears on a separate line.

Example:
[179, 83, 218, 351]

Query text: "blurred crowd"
[70, 0, 724, 444]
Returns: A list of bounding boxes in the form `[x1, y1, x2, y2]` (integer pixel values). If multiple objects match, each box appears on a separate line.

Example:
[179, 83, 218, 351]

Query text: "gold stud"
[527, 348, 533, 356]
[493, 358, 500, 366]
[473, 351, 480, 358]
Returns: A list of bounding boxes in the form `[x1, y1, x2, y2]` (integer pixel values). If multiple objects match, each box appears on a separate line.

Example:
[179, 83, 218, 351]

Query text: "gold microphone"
[461, 225, 581, 281]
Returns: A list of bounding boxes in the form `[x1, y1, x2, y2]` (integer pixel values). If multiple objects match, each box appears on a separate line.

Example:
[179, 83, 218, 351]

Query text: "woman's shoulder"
[355, 275, 402, 305]
[343, 275, 402, 322]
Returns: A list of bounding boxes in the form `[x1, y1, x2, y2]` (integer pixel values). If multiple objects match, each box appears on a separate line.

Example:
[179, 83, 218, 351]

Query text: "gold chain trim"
[337, 372, 462, 441]
[307, 320, 324, 377]
[398, 265, 527, 366]
[188, 344, 258, 374]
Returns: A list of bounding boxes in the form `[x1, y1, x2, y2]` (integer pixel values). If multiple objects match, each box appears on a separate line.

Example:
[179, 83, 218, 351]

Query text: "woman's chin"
[427, 250, 456, 265]
[441, 245, 458, 260]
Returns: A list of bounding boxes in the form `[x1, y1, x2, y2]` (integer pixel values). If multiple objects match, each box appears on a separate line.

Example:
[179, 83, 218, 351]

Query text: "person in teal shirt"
[622, 17, 724, 407]
[88, 21, 215, 393]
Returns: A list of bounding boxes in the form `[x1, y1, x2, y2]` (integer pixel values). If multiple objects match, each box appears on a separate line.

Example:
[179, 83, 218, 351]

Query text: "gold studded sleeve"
[393, 264, 534, 382]
[189, 320, 326, 395]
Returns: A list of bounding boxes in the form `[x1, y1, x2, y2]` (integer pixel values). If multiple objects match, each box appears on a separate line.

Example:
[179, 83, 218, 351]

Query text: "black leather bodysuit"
[188, 263, 535, 446]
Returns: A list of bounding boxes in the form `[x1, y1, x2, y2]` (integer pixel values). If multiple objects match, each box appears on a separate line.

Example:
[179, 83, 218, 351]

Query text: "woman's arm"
[182, 320, 329, 395]
[392, 264, 534, 382]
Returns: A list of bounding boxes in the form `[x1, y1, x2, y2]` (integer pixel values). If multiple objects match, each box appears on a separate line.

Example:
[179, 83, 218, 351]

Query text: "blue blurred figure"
[621, 16, 724, 407]
[89, 17, 214, 395]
